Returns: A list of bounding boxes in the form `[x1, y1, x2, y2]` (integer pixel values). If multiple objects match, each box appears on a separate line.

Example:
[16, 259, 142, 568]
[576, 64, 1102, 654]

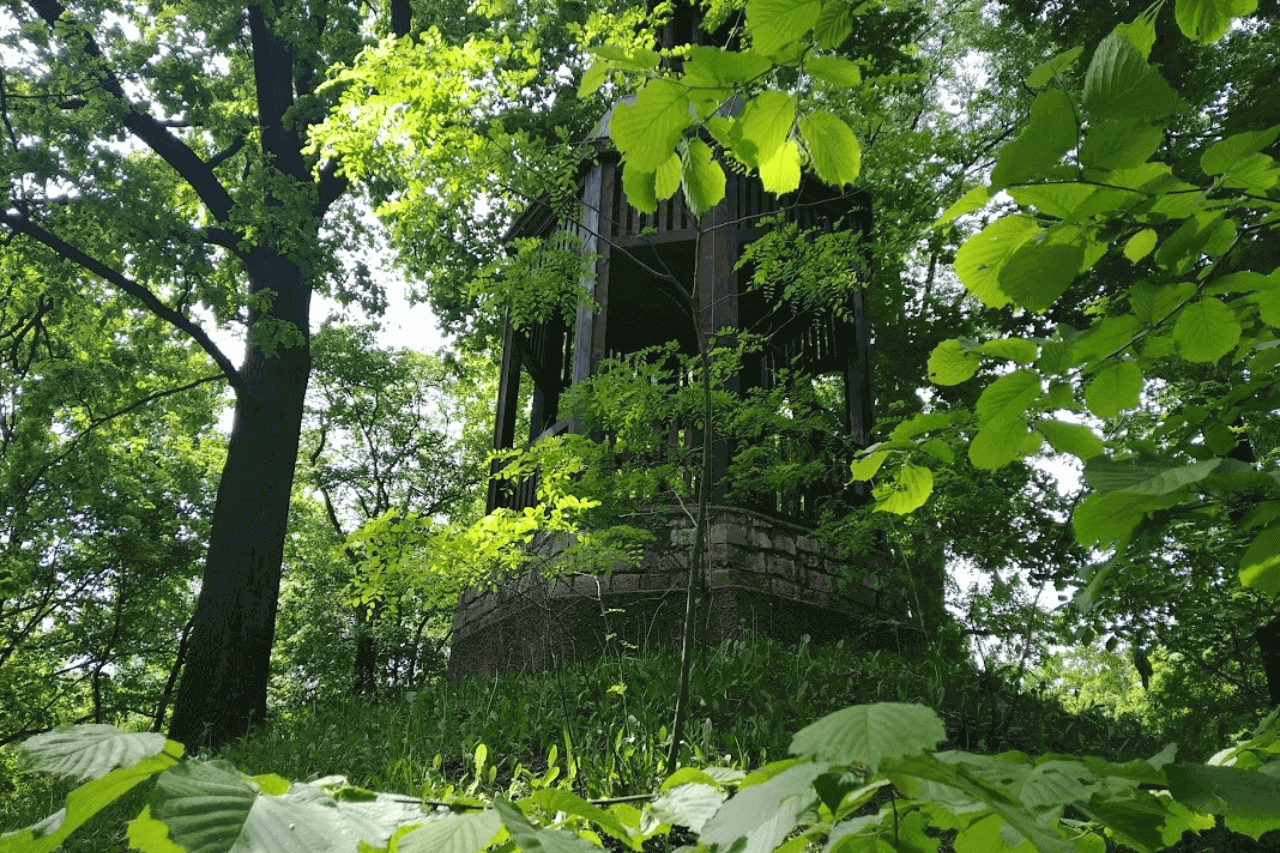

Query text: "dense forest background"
[1, 0, 1279, 850]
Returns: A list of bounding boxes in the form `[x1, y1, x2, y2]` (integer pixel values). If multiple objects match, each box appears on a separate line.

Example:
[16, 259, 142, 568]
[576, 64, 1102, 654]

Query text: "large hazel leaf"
[954, 217, 1039, 308]
[650, 784, 725, 833]
[1080, 119, 1165, 170]
[975, 370, 1042, 428]
[759, 140, 802, 194]
[530, 790, 637, 849]
[997, 241, 1085, 313]
[935, 185, 991, 226]
[700, 763, 826, 853]
[1202, 124, 1280, 175]
[1040, 420, 1105, 460]
[969, 418, 1033, 470]
[493, 799, 599, 853]
[681, 138, 727, 215]
[622, 165, 657, 214]
[1085, 361, 1143, 418]
[1166, 763, 1280, 818]
[806, 56, 861, 86]
[747, 0, 822, 55]
[790, 704, 945, 768]
[731, 91, 796, 168]
[813, 1, 853, 48]
[873, 463, 933, 514]
[1083, 458, 1223, 496]
[684, 46, 773, 87]
[1027, 46, 1084, 88]
[799, 112, 861, 186]
[1173, 297, 1241, 363]
[1175, 0, 1259, 44]
[397, 810, 501, 853]
[927, 339, 980, 385]
[1083, 32, 1183, 120]
[1, 752, 180, 853]
[1239, 523, 1280, 596]
[991, 89, 1077, 188]
[18, 726, 174, 782]
[610, 81, 692, 172]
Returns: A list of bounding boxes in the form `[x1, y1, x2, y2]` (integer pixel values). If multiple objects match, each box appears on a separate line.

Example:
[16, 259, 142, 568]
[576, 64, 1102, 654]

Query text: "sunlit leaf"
[873, 463, 933, 514]
[1083, 32, 1183, 120]
[1173, 297, 1241, 363]
[927, 339, 981, 385]
[991, 89, 1077, 188]
[791, 704, 945, 768]
[954, 217, 1039, 309]
[799, 112, 861, 186]
[1039, 420, 1105, 460]
[1175, 0, 1259, 43]
[1026, 46, 1083, 88]
[610, 81, 692, 172]
[1239, 523, 1280, 596]
[1084, 361, 1143, 418]
[748, 0, 823, 54]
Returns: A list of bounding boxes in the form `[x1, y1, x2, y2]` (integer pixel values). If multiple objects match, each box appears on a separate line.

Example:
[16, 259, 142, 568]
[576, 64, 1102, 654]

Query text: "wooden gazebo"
[447, 13, 908, 680]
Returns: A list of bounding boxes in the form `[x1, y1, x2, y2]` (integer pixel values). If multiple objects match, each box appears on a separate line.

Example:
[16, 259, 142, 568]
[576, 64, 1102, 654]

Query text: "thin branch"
[0, 210, 246, 395]
[25, 0, 235, 222]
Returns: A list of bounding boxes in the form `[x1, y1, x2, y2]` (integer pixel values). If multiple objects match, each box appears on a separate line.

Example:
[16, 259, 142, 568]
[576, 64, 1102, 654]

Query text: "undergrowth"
[0, 634, 1164, 852]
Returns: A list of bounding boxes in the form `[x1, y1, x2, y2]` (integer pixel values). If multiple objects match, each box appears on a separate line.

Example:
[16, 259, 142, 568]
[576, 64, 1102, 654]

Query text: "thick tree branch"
[24, 0, 235, 222]
[0, 210, 246, 395]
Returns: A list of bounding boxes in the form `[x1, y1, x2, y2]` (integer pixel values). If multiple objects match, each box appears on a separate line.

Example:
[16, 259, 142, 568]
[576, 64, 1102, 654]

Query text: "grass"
[1, 633, 1162, 851]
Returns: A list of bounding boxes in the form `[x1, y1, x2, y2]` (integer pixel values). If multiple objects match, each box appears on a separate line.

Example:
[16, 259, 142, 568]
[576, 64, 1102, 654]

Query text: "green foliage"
[5, 680, 1280, 853]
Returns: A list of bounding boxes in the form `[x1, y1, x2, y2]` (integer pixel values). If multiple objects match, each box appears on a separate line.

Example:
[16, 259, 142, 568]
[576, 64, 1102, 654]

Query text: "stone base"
[446, 505, 920, 679]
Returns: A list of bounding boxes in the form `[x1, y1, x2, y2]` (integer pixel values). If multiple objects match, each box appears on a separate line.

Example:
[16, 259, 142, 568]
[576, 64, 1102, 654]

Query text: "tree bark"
[168, 254, 311, 749]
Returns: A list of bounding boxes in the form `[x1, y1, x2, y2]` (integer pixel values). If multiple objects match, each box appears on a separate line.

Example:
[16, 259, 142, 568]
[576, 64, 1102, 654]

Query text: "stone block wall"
[446, 504, 920, 679]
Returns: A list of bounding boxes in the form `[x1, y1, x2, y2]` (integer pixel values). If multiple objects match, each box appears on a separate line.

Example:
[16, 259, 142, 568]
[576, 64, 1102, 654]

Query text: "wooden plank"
[487, 321, 522, 513]
[572, 162, 606, 386]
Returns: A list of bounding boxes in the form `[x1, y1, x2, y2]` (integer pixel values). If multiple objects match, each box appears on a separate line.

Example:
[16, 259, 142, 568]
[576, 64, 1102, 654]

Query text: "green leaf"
[1239, 523, 1280, 595]
[969, 418, 1032, 470]
[979, 338, 1039, 364]
[759, 140, 803, 194]
[1083, 458, 1223, 495]
[975, 370, 1042, 428]
[813, 0, 854, 48]
[807, 56, 861, 86]
[1173, 297, 1241, 363]
[731, 91, 796, 168]
[748, 0, 823, 54]
[991, 89, 1078, 188]
[577, 61, 607, 98]
[610, 81, 693, 171]
[1167, 762, 1280, 817]
[397, 811, 502, 853]
[873, 463, 933, 514]
[955, 217, 1040, 308]
[1176, 0, 1259, 43]
[650, 784, 725, 833]
[1073, 493, 1143, 549]
[494, 799, 600, 853]
[935, 185, 991, 226]
[927, 339, 981, 385]
[1201, 124, 1280, 175]
[1083, 32, 1184, 120]
[1256, 289, 1280, 328]
[920, 439, 954, 464]
[701, 763, 826, 853]
[1130, 281, 1194, 323]
[1008, 183, 1098, 219]
[1123, 229, 1158, 262]
[850, 450, 891, 481]
[530, 790, 637, 849]
[1080, 119, 1165, 170]
[799, 112, 861, 186]
[684, 46, 773, 87]
[1027, 46, 1084, 88]
[127, 807, 185, 853]
[654, 152, 682, 201]
[997, 241, 1085, 313]
[1085, 361, 1142, 418]
[890, 411, 957, 441]
[622, 166, 657, 214]
[790, 703, 945, 768]
[18, 727, 175, 781]
[0, 753, 179, 853]
[1040, 420, 1105, 459]
[681, 138, 727, 215]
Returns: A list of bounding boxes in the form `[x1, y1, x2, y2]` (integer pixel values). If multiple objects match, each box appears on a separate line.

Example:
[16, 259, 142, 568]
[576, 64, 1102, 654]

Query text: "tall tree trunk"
[168, 249, 311, 750]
